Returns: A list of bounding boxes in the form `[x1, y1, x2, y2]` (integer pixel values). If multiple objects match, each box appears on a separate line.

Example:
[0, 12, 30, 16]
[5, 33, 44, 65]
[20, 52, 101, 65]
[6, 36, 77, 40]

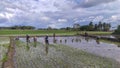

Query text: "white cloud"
[110, 15, 120, 22]
[58, 19, 67, 22]
[40, 16, 51, 21]
[111, 15, 119, 20]
[0, 13, 5, 18]
[93, 16, 104, 22]
[0, 0, 120, 28]
[48, 24, 56, 28]
[0, 12, 14, 19]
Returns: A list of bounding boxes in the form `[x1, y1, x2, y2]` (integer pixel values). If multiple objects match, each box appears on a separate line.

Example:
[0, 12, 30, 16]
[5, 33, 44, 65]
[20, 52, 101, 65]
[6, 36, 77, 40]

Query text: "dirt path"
[2, 37, 15, 68]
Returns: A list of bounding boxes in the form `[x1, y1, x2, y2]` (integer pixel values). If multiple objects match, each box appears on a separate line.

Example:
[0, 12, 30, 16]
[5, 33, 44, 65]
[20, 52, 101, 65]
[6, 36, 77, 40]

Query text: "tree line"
[0, 22, 111, 31]
[114, 25, 120, 34]
[64, 21, 111, 31]
[0, 26, 35, 30]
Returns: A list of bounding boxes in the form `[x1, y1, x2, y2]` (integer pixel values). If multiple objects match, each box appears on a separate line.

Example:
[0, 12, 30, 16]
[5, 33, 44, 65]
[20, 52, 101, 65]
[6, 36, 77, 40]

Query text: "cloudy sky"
[0, 0, 120, 28]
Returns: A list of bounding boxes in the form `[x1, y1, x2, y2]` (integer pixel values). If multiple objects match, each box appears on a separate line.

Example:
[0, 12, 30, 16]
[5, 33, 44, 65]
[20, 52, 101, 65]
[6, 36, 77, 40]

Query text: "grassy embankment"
[99, 39, 120, 47]
[14, 40, 120, 68]
[0, 37, 10, 68]
[0, 30, 112, 36]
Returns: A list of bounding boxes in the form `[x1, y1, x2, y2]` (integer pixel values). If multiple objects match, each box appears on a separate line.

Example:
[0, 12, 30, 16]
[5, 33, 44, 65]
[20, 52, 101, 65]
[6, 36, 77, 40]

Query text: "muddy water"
[20, 36, 120, 63]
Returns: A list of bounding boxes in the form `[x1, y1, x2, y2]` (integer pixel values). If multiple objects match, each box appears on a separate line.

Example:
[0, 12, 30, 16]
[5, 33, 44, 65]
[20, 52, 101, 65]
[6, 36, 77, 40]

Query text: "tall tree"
[102, 23, 111, 31]
[114, 25, 120, 34]
[106, 23, 111, 31]
[89, 21, 94, 31]
[98, 21, 103, 31]
[103, 22, 106, 31]
[94, 24, 98, 31]
[80, 25, 89, 31]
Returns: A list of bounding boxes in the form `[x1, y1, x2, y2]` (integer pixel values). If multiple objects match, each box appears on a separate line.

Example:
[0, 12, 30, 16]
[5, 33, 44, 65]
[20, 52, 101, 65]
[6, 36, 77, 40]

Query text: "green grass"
[0, 30, 112, 36]
[1, 54, 8, 62]
[0, 37, 10, 48]
[0, 30, 76, 36]
[99, 39, 120, 47]
[79, 31, 113, 35]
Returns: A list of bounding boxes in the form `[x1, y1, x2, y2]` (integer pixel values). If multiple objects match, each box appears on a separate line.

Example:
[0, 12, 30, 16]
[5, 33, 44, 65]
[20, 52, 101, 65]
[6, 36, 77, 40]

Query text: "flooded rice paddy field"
[14, 36, 120, 68]
[38, 36, 120, 63]
[0, 36, 120, 68]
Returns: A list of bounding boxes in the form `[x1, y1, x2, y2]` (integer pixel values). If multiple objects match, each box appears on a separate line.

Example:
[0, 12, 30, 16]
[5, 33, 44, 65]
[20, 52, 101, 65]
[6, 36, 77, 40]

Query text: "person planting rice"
[26, 34, 30, 43]
[85, 32, 88, 37]
[15, 36, 19, 40]
[45, 35, 49, 55]
[53, 33, 56, 43]
[33, 36, 37, 42]
[45, 35, 49, 45]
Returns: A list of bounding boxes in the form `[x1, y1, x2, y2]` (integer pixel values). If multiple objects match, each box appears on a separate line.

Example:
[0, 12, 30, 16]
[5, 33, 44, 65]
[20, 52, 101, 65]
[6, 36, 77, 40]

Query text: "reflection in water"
[45, 45, 49, 55]
[96, 39, 100, 44]
[55, 39, 57, 43]
[53, 39, 57, 43]
[34, 42, 37, 47]
[26, 42, 29, 46]
[85, 37, 89, 42]
[79, 39, 81, 42]
[60, 39, 62, 43]
[65, 39, 67, 43]
[76, 39, 78, 42]
[33, 37, 37, 47]
[72, 39, 74, 43]
[96, 37, 100, 44]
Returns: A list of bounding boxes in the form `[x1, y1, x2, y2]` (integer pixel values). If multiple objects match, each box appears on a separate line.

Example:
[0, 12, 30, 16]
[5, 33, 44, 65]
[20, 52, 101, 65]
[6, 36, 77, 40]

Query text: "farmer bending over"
[26, 34, 30, 43]
[45, 35, 49, 45]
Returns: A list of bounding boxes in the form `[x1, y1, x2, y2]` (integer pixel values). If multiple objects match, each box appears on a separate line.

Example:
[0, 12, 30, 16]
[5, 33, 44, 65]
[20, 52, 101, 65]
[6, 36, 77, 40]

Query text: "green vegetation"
[1, 54, 8, 62]
[0, 37, 9, 68]
[0, 30, 112, 36]
[0, 30, 76, 36]
[14, 41, 120, 68]
[114, 25, 120, 34]
[0, 21, 112, 36]
[99, 39, 120, 47]
[79, 31, 112, 35]
[0, 26, 35, 30]
[68, 21, 111, 31]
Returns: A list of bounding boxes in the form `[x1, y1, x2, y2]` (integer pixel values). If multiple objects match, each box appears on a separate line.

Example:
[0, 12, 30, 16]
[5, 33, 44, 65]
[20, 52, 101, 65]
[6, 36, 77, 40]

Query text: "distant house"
[73, 24, 80, 29]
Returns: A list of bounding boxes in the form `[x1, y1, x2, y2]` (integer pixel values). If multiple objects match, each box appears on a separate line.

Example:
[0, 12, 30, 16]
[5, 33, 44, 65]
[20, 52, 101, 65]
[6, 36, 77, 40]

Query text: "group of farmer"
[26, 35, 37, 43]
[25, 34, 50, 45]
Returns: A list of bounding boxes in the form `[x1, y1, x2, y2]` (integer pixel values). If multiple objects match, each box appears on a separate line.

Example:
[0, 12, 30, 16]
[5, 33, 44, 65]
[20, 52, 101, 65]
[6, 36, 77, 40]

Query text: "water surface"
[20, 36, 120, 63]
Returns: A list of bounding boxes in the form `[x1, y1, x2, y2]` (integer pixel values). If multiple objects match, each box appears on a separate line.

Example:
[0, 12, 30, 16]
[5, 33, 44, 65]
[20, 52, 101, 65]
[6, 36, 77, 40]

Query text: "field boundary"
[2, 37, 15, 68]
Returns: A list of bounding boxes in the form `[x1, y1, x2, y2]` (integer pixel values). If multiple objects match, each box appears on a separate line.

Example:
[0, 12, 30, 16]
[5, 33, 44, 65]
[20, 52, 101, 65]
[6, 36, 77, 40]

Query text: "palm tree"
[98, 21, 103, 31]
[94, 24, 98, 31]
[89, 21, 94, 31]
[103, 22, 106, 31]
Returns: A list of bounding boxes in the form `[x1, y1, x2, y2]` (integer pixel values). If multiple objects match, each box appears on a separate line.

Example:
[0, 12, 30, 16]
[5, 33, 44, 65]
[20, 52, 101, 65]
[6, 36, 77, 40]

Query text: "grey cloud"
[0, 18, 8, 23]
[75, 0, 117, 8]
[0, 0, 119, 28]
